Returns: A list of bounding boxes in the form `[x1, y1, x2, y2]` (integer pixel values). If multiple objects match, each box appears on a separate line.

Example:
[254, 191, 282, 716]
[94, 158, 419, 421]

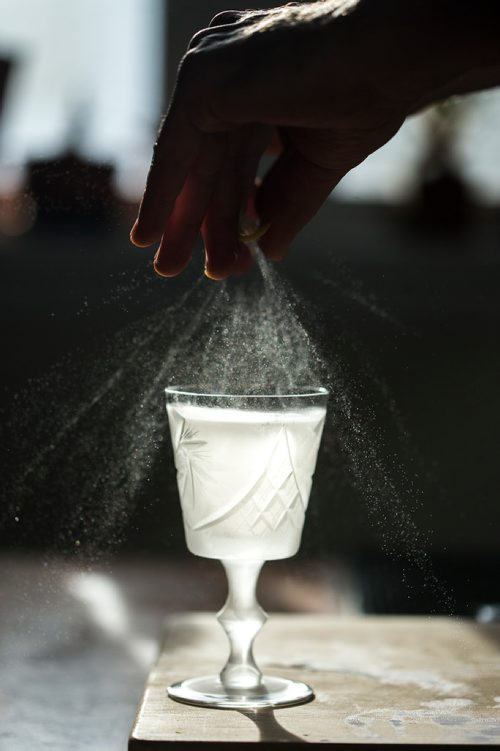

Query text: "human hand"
[130, 0, 496, 279]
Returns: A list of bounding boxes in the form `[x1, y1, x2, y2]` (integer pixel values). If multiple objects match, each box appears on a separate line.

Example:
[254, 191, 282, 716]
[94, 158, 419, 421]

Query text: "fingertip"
[209, 10, 242, 27]
[203, 242, 239, 281]
[153, 247, 190, 278]
[204, 268, 228, 281]
[154, 263, 178, 278]
[204, 256, 233, 281]
[130, 220, 156, 248]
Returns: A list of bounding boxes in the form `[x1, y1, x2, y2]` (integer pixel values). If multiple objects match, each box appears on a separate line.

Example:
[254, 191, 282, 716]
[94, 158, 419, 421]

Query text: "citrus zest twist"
[238, 221, 271, 244]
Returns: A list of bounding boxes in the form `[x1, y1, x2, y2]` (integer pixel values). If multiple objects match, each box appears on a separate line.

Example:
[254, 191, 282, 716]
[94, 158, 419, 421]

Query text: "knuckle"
[151, 139, 163, 165]
[209, 10, 241, 27]
[150, 121, 168, 163]
[177, 41, 223, 92]
[176, 49, 208, 101]
[179, 44, 217, 78]
[188, 28, 210, 51]
[178, 49, 198, 76]
[175, 49, 204, 93]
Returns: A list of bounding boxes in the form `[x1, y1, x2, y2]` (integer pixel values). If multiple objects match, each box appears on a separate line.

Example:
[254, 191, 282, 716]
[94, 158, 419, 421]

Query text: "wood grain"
[129, 614, 500, 748]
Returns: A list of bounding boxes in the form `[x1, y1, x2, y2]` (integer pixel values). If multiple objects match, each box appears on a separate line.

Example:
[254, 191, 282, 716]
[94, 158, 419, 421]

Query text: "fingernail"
[130, 219, 138, 243]
[130, 220, 151, 248]
[154, 264, 172, 278]
[204, 260, 231, 281]
[204, 246, 240, 280]
[204, 267, 227, 281]
[153, 250, 175, 278]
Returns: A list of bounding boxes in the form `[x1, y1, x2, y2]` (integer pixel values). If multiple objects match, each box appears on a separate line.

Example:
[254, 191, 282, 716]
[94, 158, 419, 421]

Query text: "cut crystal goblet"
[165, 386, 328, 709]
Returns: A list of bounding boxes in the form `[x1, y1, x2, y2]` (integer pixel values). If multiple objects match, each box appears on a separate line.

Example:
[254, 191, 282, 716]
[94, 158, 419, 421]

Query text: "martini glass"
[165, 386, 328, 709]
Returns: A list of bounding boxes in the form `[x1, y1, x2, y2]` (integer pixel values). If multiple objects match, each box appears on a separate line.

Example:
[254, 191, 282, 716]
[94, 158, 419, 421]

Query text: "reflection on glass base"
[168, 675, 314, 709]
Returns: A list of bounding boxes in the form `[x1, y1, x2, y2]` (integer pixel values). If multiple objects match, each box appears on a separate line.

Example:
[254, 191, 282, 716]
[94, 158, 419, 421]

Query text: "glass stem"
[218, 559, 267, 691]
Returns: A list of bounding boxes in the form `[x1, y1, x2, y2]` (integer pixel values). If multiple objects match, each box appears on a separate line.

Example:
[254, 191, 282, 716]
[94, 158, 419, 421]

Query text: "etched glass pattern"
[168, 403, 326, 560]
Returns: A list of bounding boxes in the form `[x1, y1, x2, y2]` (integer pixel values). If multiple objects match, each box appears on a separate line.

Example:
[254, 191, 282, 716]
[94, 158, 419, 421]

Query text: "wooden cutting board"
[129, 614, 500, 748]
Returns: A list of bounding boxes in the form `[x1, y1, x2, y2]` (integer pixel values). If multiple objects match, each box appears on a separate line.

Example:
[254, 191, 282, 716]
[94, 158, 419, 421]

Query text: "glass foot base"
[168, 675, 314, 709]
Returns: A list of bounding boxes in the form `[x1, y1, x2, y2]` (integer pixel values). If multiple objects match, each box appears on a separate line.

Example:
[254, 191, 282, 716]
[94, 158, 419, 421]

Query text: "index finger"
[131, 102, 202, 248]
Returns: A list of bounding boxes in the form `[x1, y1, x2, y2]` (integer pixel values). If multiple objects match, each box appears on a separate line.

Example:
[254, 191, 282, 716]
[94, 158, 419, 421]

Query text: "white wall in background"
[0, 0, 164, 197]
[453, 90, 500, 204]
[335, 91, 500, 205]
[334, 114, 428, 205]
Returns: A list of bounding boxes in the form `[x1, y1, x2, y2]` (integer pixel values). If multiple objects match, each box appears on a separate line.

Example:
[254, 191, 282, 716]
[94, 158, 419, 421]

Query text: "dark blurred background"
[1, 0, 500, 618]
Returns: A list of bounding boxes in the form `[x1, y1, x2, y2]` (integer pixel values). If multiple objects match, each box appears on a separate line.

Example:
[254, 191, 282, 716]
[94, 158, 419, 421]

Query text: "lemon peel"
[238, 221, 271, 244]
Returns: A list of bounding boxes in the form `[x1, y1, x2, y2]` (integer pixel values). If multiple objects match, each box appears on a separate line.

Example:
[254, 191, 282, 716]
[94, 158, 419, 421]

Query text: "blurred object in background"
[0, 56, 36, 234]
[23, 103, 116, 227]
[0, 56, 13, 119]
[0, 0, 164, 233]
[476, 603, 500, 623]
[0, 190, 37, 236]
[408, 101, 475, 234]
[26, 150, 115, 227]
[334, 91, 500, 213]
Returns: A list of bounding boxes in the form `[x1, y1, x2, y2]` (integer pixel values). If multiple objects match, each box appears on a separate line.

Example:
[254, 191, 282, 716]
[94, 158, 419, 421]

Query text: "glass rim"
[165, 385, 329, 400]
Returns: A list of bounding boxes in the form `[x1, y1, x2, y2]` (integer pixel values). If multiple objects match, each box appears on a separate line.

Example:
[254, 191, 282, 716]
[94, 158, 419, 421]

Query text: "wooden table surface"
[130, 614, 500, 749]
